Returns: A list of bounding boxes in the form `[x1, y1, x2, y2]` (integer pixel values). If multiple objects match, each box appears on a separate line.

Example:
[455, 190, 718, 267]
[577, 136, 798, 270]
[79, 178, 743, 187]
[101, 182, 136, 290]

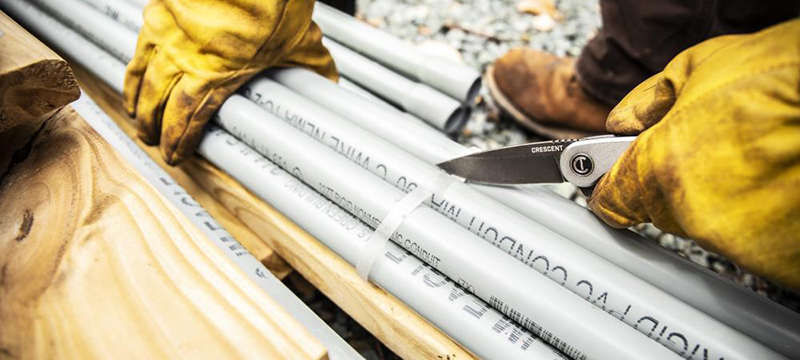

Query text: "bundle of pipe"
[274, 69, 800, 358]
[322, 37, 470, 135]
[311, 3, 481, 135]
[1, 1, 567, 359]
[76, 0, 474, 135]
[313, 2, 482, 105]
[13, 0, 800, 358]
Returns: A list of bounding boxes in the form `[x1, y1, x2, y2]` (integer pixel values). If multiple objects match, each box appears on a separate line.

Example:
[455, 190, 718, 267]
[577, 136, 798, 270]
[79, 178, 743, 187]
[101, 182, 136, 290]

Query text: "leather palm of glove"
[124, 0, 337, 165]
[588, 19, 800, 290]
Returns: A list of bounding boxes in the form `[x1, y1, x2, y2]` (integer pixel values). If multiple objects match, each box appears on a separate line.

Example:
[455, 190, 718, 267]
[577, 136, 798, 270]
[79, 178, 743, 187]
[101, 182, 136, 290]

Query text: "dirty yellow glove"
[124, 0, 338, 165]
[588, 19, 800, 290]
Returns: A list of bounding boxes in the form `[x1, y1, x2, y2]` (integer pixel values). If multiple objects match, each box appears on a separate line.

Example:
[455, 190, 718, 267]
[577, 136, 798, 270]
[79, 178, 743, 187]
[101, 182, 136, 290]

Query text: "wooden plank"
[0, 106, 325, 359]
[71, 65, 475, 360]
[71, 65, 292, 279]
[0, 9, 80, 174]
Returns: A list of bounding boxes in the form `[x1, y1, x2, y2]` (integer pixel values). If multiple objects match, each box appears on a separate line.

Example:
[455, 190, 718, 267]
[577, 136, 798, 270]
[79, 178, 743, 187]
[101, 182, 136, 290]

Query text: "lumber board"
[0, 10, 80, 174]
[0, 106, 325, 360]
[71, 65, 292, 279]
[71, 66, 475, 360]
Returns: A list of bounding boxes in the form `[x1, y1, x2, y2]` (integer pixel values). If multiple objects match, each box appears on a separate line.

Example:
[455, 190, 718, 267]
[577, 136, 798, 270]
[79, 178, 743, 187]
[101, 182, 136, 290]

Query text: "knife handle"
[559, 136, 636, 190]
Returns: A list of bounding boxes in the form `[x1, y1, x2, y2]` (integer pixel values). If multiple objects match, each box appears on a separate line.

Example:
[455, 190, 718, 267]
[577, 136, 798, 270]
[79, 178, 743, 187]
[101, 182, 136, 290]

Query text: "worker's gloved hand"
[588, 19, 800, 289]
[124, 0, 338, 165]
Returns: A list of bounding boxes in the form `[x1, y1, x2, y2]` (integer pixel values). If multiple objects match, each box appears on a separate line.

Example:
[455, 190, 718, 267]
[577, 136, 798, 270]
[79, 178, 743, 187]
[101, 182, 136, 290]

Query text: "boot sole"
[486, 65, 595, 140]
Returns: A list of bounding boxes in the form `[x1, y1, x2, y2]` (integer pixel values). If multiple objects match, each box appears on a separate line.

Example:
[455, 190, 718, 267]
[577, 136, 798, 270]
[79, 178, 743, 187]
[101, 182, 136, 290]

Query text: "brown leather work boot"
[487, 48, 612, 139]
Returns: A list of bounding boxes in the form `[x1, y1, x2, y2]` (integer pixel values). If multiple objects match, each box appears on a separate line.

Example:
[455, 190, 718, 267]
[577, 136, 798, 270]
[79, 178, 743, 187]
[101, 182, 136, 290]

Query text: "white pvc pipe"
[198, 127, 568, 360]
[323, 38, 470, 135]
[6, 2, 570, 358]
[337, 76, 449, 132]
[27, 0, 137, 63]
[313, 2, 482, 104]
[121, 0, 147, 8]
[268, 67, 800, 358]
[240, 75, 784, 360]
[337, 77, 390, 108]
[77, 0, 142, 32]
[214, 95, 678, 360]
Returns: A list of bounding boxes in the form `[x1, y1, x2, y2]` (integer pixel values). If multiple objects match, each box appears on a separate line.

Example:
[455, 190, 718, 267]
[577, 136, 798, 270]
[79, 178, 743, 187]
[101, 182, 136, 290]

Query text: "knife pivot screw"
[570, 154, 593, 176]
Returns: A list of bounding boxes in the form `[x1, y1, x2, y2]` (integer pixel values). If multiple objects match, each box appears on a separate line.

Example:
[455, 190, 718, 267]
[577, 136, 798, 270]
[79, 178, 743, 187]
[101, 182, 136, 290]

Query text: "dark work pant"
[576, 0, 800, 106]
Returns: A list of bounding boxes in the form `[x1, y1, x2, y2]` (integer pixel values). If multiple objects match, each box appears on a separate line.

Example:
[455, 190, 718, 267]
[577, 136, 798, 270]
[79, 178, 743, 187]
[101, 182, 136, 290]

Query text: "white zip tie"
[356, 172, 458, 281]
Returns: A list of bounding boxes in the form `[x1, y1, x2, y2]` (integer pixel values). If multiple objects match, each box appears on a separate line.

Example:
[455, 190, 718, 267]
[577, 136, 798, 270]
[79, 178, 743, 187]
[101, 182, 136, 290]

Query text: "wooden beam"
[71, 65, 292, 279]
[71, 65, 475, 360]
[0, 106, 325, 359]
[0, 10, 80, 175]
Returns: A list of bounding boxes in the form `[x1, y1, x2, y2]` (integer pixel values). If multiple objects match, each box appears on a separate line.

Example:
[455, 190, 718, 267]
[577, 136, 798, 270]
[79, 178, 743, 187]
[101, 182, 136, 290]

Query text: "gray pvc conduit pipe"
[77, 0, 142, 32]
[323, 38, 470, 135]
[240, 75, 785, 360]
[213, 94, 678, 360]
[198, 128, 569, 360]
[121, 0, 146, 8]
[313, 2, 482, 104]
[267, 67, 800, 358]
[337, 77, 454, 134]
[4, 1, 569, 358]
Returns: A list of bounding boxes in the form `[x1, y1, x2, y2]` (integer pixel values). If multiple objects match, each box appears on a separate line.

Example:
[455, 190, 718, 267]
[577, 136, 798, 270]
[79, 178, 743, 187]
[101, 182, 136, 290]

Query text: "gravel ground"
[290, 0, 798, 358]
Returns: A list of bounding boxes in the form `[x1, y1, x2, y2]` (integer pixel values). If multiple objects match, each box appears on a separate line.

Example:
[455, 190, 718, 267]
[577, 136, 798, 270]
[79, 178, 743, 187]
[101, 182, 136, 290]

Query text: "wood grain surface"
[71, 65, 292, 279]
[0, 107, 325, 360]
[0, 10, 80, 174]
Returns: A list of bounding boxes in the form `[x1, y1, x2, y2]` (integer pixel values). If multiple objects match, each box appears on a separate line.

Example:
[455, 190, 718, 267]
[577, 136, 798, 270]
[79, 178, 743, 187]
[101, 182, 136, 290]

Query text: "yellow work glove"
[588, 19, 800, 290]
[124, 0, 338, 165]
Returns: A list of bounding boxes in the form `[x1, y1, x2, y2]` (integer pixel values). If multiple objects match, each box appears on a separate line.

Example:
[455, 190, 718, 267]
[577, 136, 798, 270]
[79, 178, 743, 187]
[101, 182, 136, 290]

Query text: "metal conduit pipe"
[238, 76, 785, 360]
[267, 67, 800, 357]
[0, 3, 363, 359]
[313, 2, 482, 104]
[4, 2, 570, 358]
[323, 38, 470, 135]
[213, 95, 678, 360]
